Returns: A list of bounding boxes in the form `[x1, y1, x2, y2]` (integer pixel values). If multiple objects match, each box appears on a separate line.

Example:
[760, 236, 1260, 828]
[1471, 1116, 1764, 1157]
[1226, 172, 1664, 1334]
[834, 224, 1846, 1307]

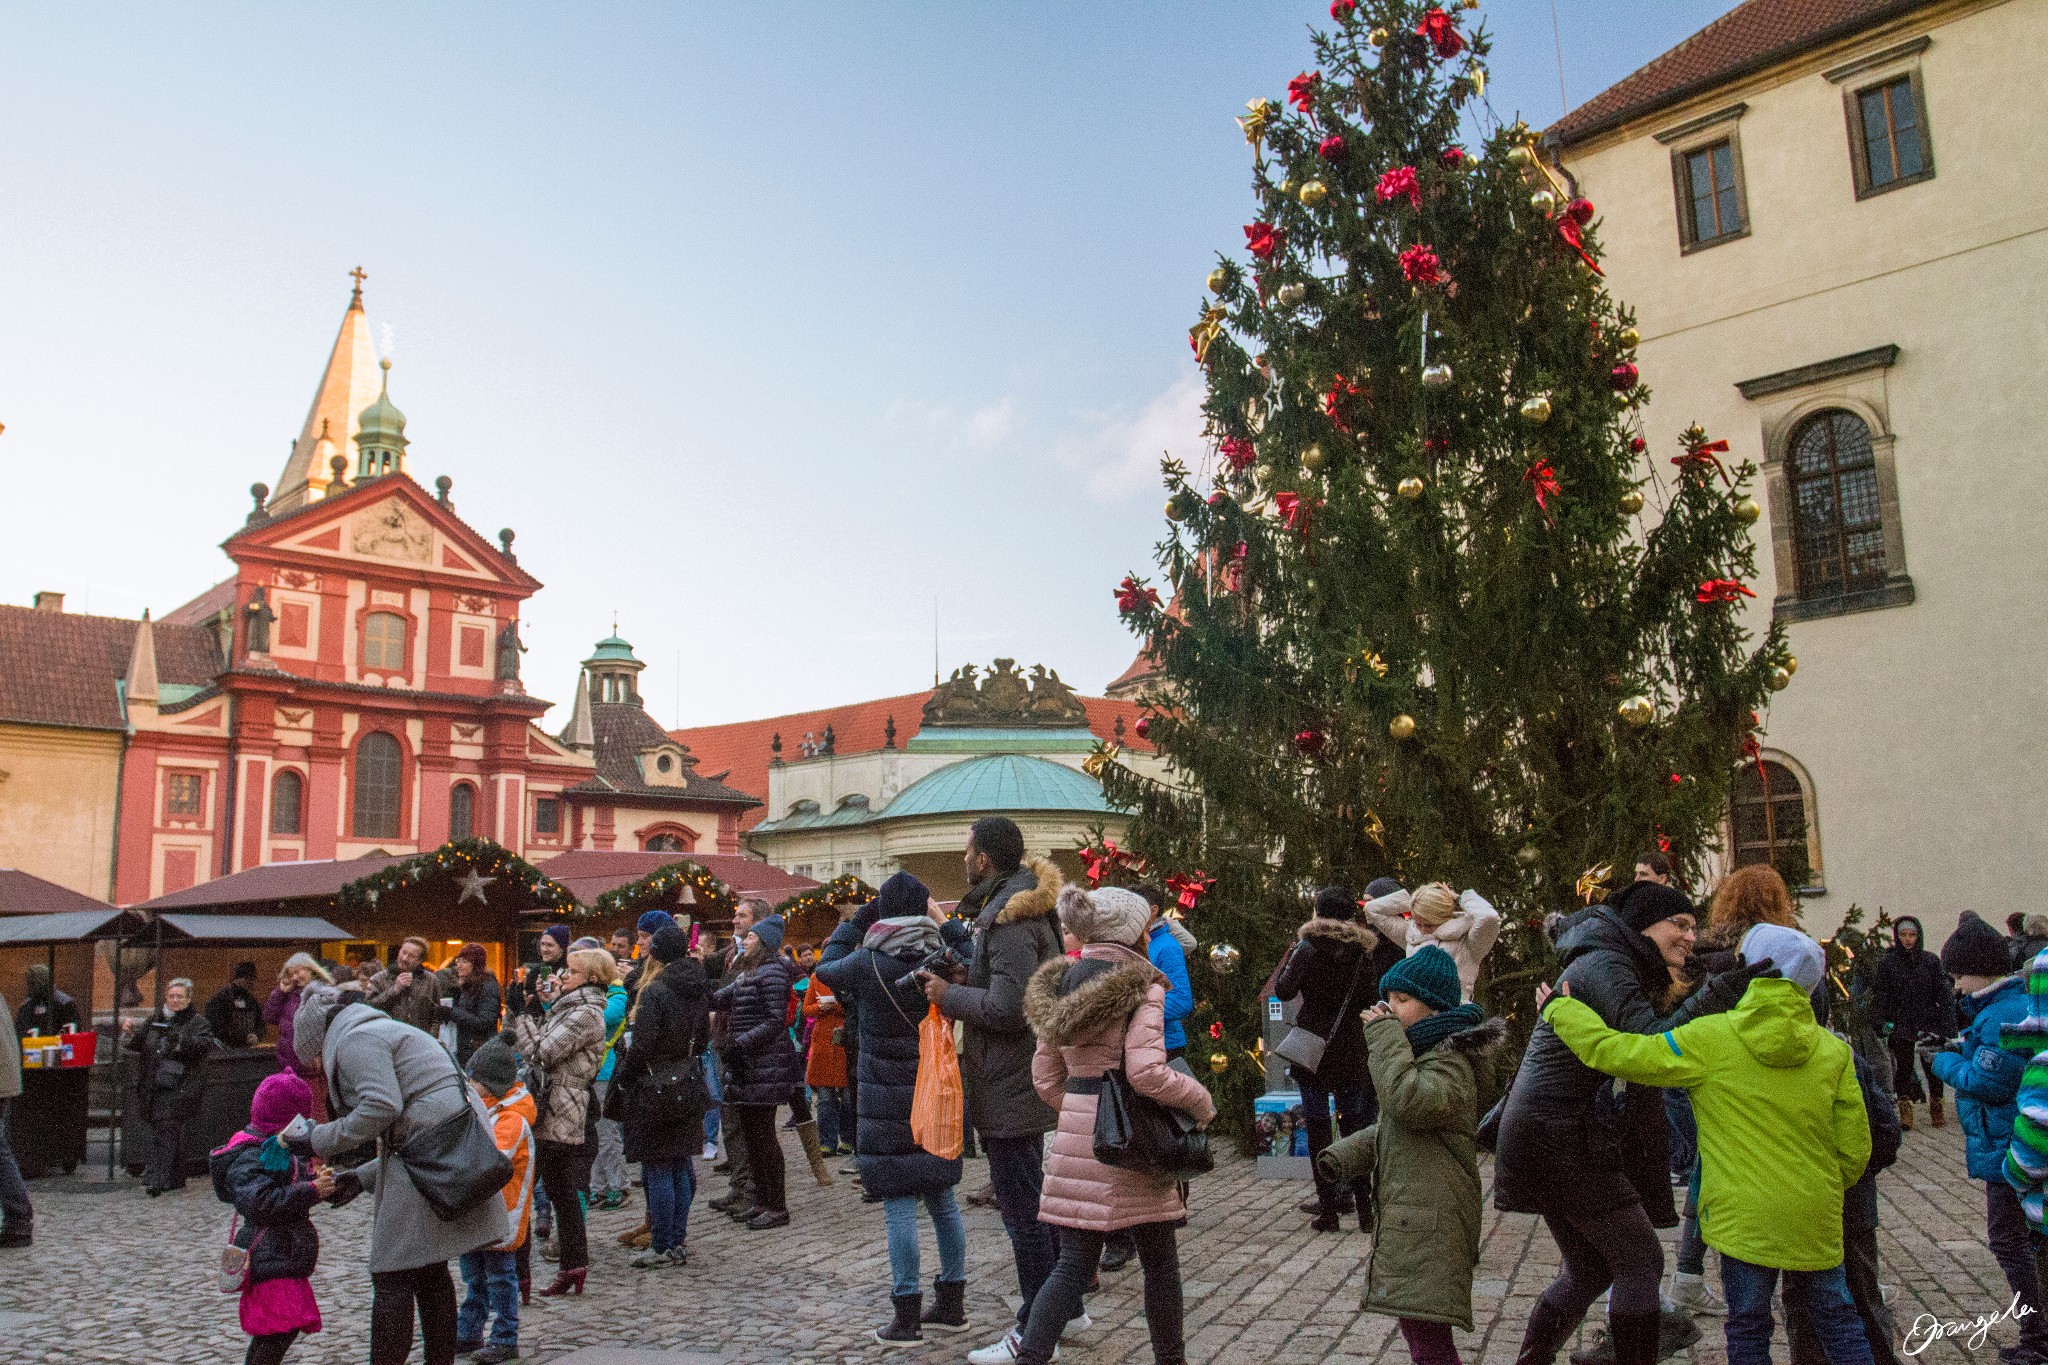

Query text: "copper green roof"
[586, 635, 639, 664]
[751, 755, 1115, 837]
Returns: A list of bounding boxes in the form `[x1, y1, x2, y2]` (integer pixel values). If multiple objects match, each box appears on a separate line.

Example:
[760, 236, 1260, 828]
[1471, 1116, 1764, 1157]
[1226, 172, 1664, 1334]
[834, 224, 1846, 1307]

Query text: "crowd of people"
[3, 819, 2047, 1365]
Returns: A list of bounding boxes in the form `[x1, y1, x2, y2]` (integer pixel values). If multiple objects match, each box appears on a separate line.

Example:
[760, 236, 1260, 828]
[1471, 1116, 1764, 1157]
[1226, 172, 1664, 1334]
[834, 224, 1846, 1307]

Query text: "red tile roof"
[133, 854, 411, 911]
[162, 578, 236, 627]
[671, 690, 1153, 833]
[535, 851, 820, 906]
[0, 868, 116, 916]
[1548, 0, 1936, 147]
[0, 604, 223, 732]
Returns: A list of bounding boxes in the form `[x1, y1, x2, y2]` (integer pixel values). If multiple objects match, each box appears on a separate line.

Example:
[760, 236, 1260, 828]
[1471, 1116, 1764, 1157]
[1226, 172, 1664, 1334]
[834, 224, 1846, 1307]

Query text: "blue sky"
[0, 1, 1735, 728]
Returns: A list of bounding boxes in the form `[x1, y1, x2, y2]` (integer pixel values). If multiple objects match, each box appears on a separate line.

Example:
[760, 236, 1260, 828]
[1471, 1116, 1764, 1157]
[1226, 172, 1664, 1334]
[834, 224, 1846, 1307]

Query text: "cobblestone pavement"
[0, 1119, 2014, 1364]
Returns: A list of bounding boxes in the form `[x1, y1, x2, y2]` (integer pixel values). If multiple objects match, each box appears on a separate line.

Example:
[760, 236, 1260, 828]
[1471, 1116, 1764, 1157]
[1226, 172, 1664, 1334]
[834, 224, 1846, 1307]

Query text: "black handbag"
[1091, 1067, 1214, 1182]
[633, 1054, 707, 1129]
[395, 1081, 514, 1221]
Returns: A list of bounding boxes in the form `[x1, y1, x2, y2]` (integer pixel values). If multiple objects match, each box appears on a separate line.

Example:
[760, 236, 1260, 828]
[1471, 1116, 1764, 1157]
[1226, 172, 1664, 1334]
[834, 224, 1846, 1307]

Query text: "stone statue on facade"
[921, 658, 1089, 728]
[495, 621, 526, 682]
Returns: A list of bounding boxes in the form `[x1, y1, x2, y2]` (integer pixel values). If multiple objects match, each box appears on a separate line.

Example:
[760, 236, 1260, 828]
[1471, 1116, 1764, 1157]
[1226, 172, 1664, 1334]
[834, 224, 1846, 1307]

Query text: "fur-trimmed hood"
[1434, 1014, 1509, 1059]
[994, 857, 1065, 925]
[1024, 951, 1159, 1047]
[1299, 917, 1379, 951]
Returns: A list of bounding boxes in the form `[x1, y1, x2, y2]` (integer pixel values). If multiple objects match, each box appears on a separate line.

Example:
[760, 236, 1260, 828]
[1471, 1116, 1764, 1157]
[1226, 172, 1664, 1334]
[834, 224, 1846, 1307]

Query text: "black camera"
[896, 945, 964, 989]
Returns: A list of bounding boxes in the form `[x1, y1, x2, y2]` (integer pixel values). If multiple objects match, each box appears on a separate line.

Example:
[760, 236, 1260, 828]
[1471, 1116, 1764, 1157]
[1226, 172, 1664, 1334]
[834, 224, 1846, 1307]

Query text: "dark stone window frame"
[1656, 103, 1752, 256]
[1727, 751, 1826, 894]
[1826, 37, 1935, 201]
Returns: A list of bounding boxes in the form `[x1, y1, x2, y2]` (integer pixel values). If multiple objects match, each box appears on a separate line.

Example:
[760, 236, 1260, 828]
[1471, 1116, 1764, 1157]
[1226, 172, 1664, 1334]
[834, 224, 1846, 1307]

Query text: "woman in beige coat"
[1016, 885, 1215, 1365]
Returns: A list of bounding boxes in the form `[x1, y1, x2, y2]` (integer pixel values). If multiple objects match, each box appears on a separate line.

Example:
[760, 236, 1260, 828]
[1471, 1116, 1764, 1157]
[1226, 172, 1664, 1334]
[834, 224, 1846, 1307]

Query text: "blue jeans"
[643, 1158, 695, 1253]
[531, 1173, 552, 1236]
[1665, 1087, 1698, 1177]
[884, 1188, 967, 1297]
[703, 1054, 724, 1145]
[985, 1134, 1060, 1329]
[1721, 1254, 1873, 1365]
[816, 1088, 845, 1151]
[457, 1248, 518, 1350]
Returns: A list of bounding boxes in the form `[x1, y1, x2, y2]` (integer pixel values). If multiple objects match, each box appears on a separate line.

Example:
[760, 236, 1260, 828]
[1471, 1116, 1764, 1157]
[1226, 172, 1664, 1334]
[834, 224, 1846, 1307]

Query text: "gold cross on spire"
[349, 265, 367, 301]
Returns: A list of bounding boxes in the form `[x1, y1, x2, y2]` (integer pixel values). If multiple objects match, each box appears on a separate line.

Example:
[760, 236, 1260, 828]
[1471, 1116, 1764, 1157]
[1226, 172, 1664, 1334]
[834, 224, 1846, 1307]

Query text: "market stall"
[0, 908, 143, 1177]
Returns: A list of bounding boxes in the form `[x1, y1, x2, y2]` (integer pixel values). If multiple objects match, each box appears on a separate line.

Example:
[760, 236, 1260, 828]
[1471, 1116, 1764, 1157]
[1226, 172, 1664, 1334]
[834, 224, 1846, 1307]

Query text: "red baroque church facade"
[103, 279, 754, 902]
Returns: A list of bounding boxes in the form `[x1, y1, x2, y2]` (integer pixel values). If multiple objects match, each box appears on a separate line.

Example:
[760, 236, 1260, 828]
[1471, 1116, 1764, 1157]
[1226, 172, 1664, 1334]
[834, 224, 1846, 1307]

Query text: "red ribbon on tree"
[1322, 373, 1362, 432]
[1695, 578, 1756, 605]
[1414, 7, 1466, 58]
[1078, 839, 1147, 887]
[1115, 575, 1163, 614]
[1275, 491, 1321, 536]
[1244, 222, 1284, 260]
[1375, 165, 1421, 210]
[1524, 458, 1561, 515]
[1399, 243, 1443, 286]
[1287, 71, 1320, 112]
[1220, 435, 1256, 471]
[1556, 215, 1604, 275]
[1672, 433, 1733, 486]
[1165, 872, 1216, 912]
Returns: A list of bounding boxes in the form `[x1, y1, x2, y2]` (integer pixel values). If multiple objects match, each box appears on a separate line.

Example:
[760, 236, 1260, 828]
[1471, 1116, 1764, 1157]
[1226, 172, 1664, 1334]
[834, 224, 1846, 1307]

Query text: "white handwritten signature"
[1904, 1295, 2035, 1354]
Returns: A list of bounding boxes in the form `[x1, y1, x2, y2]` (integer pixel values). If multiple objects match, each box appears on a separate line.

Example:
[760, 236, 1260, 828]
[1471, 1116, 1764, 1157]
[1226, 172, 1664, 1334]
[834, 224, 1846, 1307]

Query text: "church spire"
[353, 358, 409, 480]
[269, 269, 382, 512]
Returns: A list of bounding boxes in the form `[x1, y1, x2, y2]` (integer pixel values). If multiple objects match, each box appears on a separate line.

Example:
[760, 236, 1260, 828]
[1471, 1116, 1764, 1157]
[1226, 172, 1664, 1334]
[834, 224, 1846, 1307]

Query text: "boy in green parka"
[1319, 945, 1506, 1365]
[1539, 924, 1875, 1365]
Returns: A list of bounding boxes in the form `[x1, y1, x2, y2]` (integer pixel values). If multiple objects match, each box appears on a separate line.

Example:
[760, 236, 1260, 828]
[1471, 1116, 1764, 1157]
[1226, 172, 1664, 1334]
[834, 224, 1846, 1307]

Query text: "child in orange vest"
[456, 1036, 535, 1365]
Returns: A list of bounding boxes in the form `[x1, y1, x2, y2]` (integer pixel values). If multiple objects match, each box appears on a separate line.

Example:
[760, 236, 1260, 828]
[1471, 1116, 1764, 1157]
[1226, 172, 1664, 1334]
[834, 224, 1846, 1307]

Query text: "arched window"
[1731, 759, 1812, 888]
[645, 833, 686, 853]
[352, 732, 403, 839]
[363, 612, 408, 671]
[449, 783, 475, 840]
[1788, 410, 1886, 598]
[270, 770, 303, 835]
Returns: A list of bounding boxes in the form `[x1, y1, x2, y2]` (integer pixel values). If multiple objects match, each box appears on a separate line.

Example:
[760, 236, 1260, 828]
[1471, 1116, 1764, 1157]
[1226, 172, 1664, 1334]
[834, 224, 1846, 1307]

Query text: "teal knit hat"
[1380, 944, 1461, 1012]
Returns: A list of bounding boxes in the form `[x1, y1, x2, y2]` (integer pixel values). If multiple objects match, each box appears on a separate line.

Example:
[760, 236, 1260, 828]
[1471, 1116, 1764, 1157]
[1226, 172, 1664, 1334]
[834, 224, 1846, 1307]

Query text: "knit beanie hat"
[24, 964, 51, 996]
[1943, 911, 2011, 978]
[1611, 880, 1696, 935]
[249, 1072, 315, 1134]
[1313, 886, 1359, 920]
[1057, 884, 1151, 947]
[466, 1034, 520, 1095]
[1740, 923, 1824, 994]
[637, 909, 678, 936]
[1380, 944, 1461, 1011]
[233, 960, 258, 983]
[456, 943, 488, 973]
[751, 915, 786, 954]
[1364, 877, 1404, 901]
[875, 871, 929, 922]
[542, 924, 573, 952]
[650, 924, 688, 963]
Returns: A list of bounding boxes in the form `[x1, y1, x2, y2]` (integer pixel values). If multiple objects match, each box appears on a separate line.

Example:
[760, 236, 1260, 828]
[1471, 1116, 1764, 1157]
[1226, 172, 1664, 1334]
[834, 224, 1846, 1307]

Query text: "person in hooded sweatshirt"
[1873, 915, 1954, 1129]
[1929, 923, 2048, 1365]
[1540, 925, 1874, 1365]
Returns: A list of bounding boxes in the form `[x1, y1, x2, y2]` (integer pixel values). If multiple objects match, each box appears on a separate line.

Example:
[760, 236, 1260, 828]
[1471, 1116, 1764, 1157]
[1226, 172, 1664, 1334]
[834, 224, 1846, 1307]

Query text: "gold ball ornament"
[1207, 942, 1242, 976]
[1208, 1053, 1231, 1075]
[1618, 695, 1655, 727]
[1461, 0, 1480, 8]
[1785, 655, 1799, 677]
[1619, 489, 1645, 515]
[1254, 463, 1278, 487]
[1507, 144, 1536, 168]
[1388, 713, 1418, 741]
[1396, 476, 1425, 501]
[1276, 282, 1306, 307]
[1519, 394, 1553, 425]
[1611, 389, 1634, 409]
[1733, 496, 1762, 525]
[1531, 188, 1559, 215]
[1769, 667, 1793, 692]
[1299, 179, 1329, 207]
[1369, 26, 1390, 46]
[1206, 267, 1228, 294]
[1301, 444, 1326, 473]
[1421, 362, 1453, 389]
[1618, 326, 1641, 350]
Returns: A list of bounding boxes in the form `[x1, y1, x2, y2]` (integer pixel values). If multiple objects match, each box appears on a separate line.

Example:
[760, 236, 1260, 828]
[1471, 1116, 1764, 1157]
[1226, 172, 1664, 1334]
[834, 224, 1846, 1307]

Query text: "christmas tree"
[1100, 0, 1790, 1132]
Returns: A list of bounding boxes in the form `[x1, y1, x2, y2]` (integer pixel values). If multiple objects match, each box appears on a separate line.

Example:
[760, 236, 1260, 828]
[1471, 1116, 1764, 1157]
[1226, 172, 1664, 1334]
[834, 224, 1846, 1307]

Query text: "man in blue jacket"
[1928, 915, 2045, 1365]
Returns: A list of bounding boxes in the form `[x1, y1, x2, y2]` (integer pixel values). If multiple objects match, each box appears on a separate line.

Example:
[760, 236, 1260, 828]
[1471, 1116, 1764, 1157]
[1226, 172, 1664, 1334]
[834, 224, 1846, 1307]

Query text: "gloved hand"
[1915, 1033, 1955, 1066]
[278, 1114, 317, 1156]
[1699, 957, 1778, 1013]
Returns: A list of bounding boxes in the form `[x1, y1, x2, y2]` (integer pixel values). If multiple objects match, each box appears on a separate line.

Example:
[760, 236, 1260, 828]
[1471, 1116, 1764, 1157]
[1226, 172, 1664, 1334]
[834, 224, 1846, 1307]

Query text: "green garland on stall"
[336, 837, 579, 915]
[772, 874, 876, 921]
[592, 860, 738, 922]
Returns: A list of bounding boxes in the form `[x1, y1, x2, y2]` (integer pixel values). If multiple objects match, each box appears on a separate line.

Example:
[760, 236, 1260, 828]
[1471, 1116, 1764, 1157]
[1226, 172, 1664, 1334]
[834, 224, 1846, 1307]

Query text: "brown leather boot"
[1899, 1098, 1914, 1130]
[1931, 1096, 1946, 1127]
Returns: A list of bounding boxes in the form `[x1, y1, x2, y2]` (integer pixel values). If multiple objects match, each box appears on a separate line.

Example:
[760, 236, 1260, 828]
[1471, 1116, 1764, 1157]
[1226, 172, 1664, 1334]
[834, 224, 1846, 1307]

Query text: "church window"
[533, 796, 562, 837]
[645, 833, 686, 853]
[164, 772, 204, 818]
[1730, 759, 1814, 888]
[458, 626, 486, 670]
[449, 783, 475, 839]
[363, 612, 408, 671]
[352, 732, 403, 839]
[270, 770, 303, 835]
[278, 602, 310, 651]
[1788, 410, 1886, 599]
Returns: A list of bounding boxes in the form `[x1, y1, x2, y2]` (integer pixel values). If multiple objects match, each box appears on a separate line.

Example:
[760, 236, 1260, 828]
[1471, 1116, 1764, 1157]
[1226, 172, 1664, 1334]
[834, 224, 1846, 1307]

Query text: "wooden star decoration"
[457, 868, 496, 905]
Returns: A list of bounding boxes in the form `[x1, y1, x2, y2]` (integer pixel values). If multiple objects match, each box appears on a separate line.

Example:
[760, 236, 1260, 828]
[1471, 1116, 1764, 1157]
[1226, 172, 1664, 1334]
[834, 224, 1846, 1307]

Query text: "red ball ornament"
[1669, 772, 1684, 786]
[1207, 490, 1230, 508]
[1134, 715, 1151, 740]
[1629, 436, 1648, 454]
[1439, 146, 1467, 168]
[1610, 362, 1640, 391]
[1330, 0, 1357, 18]
[1318, 133, 1348, 162]
[1567, 197, 1595, 227]
[1294, 727, 1327, 758]
[1209, 1020, 1225, 1041]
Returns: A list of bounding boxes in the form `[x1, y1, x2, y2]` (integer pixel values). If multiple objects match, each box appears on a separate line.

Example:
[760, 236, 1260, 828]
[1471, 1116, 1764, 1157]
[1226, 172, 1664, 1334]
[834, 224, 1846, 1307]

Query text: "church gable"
[230, 477, 541, 595]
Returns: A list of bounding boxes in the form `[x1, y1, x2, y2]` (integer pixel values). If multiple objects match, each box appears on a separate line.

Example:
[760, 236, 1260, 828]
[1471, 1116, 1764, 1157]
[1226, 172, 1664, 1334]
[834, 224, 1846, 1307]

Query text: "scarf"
[865, 915, 941, 961]
[1405, 1001, 1484, 1057]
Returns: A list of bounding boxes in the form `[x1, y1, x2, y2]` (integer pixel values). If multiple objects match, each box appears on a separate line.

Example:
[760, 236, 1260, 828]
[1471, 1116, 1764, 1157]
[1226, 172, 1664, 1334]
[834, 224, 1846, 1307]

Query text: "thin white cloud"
[1060, 373, 1208, 499]
[884, 394, 1016, 448]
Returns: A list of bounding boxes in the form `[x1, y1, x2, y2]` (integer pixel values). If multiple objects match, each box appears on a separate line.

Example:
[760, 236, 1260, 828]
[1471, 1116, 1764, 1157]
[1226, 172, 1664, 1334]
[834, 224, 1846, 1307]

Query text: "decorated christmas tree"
[1099, 0, 1791, 1131]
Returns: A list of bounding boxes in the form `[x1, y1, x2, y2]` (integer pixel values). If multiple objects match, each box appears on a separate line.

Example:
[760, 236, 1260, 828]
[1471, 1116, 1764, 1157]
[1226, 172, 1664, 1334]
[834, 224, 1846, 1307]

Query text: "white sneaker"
[1061, 1312, 1093, 1339]
[702, 1142, 719, 1160]
[967, 1330, 1057, 1364]
[1670, 1271, 1727, 1316]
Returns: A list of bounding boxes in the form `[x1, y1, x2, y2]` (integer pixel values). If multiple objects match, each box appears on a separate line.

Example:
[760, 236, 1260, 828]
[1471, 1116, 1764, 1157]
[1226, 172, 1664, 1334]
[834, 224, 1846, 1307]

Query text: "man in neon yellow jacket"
[1539, 924, 1874, 1365]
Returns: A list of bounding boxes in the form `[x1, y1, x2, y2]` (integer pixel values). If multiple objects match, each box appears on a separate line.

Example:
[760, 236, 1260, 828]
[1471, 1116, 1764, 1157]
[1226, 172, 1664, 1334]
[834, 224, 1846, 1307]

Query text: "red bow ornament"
[1322, 373, 1362, 432]
[1415, 7, 1466, 59]
[1399, 243, 1443, 286]
[1524, 458, 1561, 516]
[1244, 222, 1284, 260]
[1695, 578, 1756, 605]
[1555, 215, 1604, 276]
[1165, 872, 1216, 912]
[1672, 434, 1733, 486]
[1115, 575, 1163, 614]
[1375, 165, 1422, 210]
[1220, 435, 1256, 471]
[1275, 492, 1321, 537]
[1287, 71, 1320, 112]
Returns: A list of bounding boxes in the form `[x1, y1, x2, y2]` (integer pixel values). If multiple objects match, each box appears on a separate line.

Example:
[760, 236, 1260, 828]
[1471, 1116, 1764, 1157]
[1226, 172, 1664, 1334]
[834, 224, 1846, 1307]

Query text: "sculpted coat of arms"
[350, 500, 431, 562]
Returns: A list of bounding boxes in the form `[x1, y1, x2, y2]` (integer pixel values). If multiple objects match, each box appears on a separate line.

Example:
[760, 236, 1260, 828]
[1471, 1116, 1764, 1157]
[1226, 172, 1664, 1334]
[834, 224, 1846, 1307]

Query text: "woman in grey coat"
[287, 983, 509, 1365]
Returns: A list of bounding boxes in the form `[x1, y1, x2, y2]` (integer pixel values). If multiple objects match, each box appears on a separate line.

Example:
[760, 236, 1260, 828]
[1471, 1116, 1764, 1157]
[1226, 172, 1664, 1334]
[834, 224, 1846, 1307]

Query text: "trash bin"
[12, 1065, 92, 1178]
[119, 1046, 279, 1180]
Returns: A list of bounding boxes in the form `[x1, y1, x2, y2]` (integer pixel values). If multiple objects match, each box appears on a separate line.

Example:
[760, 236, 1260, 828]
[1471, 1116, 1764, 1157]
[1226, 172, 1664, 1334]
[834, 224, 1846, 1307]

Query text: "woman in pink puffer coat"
[1015, 885, 1216, 1365]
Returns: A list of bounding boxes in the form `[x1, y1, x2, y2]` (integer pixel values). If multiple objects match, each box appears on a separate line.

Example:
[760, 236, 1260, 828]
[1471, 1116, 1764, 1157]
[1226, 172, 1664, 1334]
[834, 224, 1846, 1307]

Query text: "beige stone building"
[1548, 0, 2045, 936]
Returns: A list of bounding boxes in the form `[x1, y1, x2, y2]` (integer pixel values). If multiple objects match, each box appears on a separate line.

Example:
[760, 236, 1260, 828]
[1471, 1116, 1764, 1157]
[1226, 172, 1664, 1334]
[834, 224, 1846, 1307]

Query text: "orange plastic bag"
[911, 1004, 965, 1160]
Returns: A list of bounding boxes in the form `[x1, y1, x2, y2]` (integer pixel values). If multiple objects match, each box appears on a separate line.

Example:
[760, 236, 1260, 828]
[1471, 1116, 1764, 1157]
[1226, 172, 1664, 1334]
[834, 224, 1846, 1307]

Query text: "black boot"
[1355, 1172, 1375, 1233]
[1608, 1310, 1664, 1365]
[922, 1279, 969, 1333]
[1516, 1297, 1586, 1365]
[875, 1293, 923, 1348]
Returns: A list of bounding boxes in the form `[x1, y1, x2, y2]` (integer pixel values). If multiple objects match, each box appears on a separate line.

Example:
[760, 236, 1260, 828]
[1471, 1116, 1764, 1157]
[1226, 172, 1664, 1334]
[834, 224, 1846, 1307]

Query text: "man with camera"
[920, 817, 1068, 1364]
